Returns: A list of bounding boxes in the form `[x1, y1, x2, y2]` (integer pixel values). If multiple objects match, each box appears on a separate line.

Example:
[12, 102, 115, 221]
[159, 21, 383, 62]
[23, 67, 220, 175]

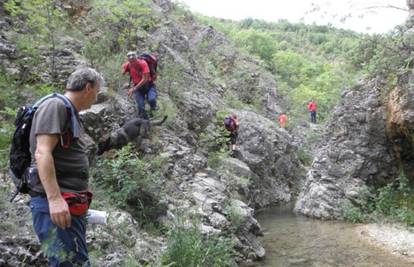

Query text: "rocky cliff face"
[295, 79, 399, 219]
[386, 71, 414, 182]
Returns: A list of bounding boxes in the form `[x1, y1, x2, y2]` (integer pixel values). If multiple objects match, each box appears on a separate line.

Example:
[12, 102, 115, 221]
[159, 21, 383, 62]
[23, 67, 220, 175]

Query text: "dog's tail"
[149, 115, 168, 126]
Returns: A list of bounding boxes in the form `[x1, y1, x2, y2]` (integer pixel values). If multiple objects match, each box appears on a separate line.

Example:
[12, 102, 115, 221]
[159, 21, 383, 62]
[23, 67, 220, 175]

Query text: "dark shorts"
[230, 131, 238, 145]
[30, 196, 90, 267]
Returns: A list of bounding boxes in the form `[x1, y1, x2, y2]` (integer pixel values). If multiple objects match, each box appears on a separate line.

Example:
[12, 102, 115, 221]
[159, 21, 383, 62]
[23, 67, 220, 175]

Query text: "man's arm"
[128, 73, 149, 97]
[133, 73, 149, 91]
[35, 134, 71, 229]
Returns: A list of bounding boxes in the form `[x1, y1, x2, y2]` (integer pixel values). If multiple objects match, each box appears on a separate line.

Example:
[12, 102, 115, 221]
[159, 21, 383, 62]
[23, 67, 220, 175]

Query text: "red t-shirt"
[122, 59, 150, 85]
[308, 102, 317, 112]
[278, 114, 287, 123]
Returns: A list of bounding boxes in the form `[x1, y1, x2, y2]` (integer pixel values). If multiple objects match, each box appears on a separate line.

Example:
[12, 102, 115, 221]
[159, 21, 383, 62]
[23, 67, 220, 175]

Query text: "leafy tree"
[5, 0, 66, 81]
[232, 29, 277, 63]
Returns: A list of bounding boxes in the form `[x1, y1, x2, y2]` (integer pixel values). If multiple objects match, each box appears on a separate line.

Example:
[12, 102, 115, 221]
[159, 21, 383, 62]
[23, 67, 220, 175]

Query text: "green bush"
[93, 145, 165, 224]
[33, 84, 56, 98]
[198, 110, 231, 156]
[224, 205, 244, 232]
[343, 171, 414, 226]
[207, 150, 228, 169]
[0, 71, 19, 110]
[162, 217, 235, 267]
[296, 148, 313, 166]
[343, 204, 367, 223]
[223, 91, 244, 109]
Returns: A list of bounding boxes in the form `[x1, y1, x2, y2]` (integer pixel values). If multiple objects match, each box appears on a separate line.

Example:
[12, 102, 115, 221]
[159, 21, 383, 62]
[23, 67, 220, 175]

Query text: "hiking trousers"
[30, 196, 90, 267]
[133, 83, 158, 119]
[310, 111, 317, 123]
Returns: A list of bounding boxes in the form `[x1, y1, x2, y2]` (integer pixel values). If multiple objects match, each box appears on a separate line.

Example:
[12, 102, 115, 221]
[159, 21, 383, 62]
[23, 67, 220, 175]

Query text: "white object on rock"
[87, 209, 108, 225]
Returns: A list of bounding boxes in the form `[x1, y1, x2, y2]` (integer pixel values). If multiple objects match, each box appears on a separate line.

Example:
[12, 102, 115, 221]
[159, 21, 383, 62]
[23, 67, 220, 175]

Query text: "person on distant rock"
[278, 113, 288, 128]
[122, 51, 157, 119]
[224, 113, 239, 157]
[307, 99, 317, 123]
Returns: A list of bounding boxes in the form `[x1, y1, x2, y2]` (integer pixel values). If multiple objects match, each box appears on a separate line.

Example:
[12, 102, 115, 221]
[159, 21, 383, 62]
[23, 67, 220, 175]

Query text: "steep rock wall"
[295, 80, 399, 219]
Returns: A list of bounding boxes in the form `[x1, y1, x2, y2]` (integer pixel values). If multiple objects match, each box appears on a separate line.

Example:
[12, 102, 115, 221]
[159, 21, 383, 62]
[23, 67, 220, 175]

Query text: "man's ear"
[85, 82, 93, 93]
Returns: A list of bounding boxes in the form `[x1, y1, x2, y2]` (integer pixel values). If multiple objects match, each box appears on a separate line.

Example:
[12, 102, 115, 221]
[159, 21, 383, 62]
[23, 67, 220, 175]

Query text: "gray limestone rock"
[295, 79, 399, 219]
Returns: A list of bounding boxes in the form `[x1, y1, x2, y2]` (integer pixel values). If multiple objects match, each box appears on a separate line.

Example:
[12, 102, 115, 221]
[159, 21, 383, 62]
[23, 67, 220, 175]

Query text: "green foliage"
[89, 0, 156, 50]
[343, 171, 414, 226]
[224, 205, 244, 232]
[97, 52, 126, 90]
[0, 71, 19, 110]
[162, 217, 235, 267]
[0, 71, 20, 174]
[348, 29, 411, 80]
[170, 2, 195, 23]
[375, 172, 414, 225]
[223, 91, 244, 109]
[82, 32, 116, 69]
[232, 29, 276, 63]
[342, 189, 376, 223]
[33, 84, 56, 98]
[199, 110, 231, 157]
[296, 148, 313, 166]
[6, 0, 66, 79]
[0, 122, 14, 173]
[343, 205, 368, 224]
[156, 59, 187, 104]
[66, 0, 158, 89]
[121, 255, 146, 267]
[207, 150, 228, 169]
[93, 145, 165, 224]
[13, 35, 41, 63]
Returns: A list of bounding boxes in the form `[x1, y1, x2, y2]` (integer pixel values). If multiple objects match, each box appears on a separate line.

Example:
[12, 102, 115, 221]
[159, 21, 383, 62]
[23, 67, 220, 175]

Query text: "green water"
[255, 205, 413, 267]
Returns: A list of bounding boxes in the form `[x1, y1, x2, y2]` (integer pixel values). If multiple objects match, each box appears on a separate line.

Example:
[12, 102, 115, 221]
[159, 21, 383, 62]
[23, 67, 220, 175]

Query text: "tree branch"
[364, 5, 408, 12]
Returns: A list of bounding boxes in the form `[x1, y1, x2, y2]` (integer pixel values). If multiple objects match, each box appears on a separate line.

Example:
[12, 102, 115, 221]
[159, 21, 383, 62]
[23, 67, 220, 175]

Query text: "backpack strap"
[33, 93, 80, 148]
[52, 93, 80, 140]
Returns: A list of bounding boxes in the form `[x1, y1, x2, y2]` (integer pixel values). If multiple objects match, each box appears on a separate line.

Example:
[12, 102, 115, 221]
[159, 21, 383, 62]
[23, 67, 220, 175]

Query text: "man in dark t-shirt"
[29, 67, 103, 266]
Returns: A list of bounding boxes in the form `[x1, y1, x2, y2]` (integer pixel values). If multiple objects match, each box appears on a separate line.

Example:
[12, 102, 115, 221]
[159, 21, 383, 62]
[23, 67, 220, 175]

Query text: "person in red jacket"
[278, 113, 288, 128]
[122, 51, 157, 119]
[307, 99, 317, 123]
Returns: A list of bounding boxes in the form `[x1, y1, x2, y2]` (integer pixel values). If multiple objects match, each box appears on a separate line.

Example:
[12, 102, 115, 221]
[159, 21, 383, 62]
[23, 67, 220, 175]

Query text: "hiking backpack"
[138, 52, 158, 81]
[224, 117, 236, 132]
[9, 93, 76, 201]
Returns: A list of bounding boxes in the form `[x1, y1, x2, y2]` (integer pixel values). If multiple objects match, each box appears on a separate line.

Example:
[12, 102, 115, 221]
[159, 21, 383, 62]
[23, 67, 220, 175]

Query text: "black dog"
[97, 116, 167, 155]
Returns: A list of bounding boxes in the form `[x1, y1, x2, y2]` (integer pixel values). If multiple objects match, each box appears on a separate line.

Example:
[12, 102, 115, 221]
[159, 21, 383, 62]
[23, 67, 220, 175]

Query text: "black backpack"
[138, 52, 158, 81]
[9, 93, 76, 201]
[224, 117, 236, 132]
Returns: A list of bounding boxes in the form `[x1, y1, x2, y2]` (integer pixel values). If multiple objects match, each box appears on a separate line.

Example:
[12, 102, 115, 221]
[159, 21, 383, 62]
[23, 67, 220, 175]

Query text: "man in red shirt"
[278, 113, 288, 128]
[307, 99, 317, 123]
[122, 51, 157, 119]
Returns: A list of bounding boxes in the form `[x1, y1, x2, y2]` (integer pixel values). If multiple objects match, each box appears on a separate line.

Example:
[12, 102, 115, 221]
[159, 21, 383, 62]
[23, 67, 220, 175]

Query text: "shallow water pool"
[255, 205, 413, 267]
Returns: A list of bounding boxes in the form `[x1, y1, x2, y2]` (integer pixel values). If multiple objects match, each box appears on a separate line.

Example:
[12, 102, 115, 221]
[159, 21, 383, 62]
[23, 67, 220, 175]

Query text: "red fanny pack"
[61, 191, 93, 216]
